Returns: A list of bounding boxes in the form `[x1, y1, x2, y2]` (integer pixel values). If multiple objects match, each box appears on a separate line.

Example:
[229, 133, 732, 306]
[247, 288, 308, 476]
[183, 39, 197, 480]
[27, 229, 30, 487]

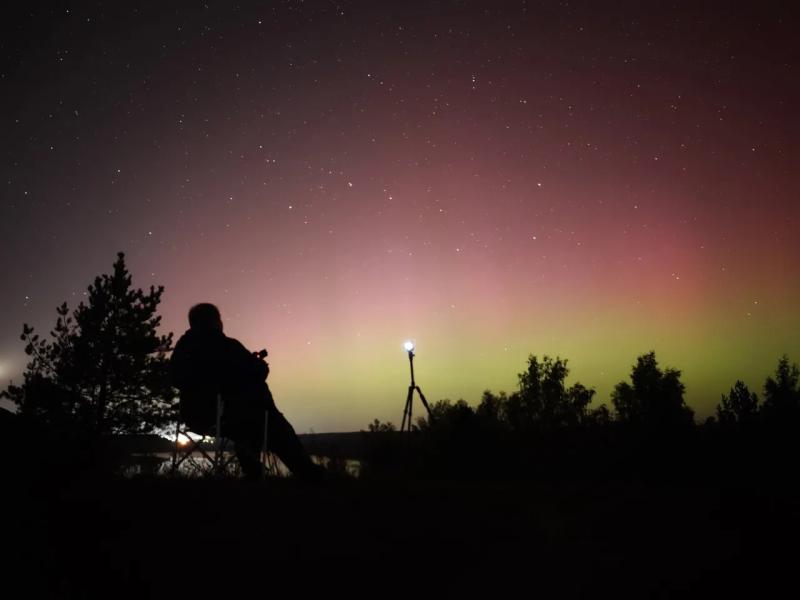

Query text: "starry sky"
[2, 1, 798, 432]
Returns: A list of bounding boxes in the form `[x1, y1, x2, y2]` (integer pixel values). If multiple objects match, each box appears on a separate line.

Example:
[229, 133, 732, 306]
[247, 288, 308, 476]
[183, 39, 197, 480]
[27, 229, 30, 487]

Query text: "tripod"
[400, 345, 433, 433]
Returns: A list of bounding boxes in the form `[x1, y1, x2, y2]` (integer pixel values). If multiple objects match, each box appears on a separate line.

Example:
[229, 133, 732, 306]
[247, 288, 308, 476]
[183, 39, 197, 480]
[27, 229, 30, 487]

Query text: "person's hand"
[252, 349, 269, 379]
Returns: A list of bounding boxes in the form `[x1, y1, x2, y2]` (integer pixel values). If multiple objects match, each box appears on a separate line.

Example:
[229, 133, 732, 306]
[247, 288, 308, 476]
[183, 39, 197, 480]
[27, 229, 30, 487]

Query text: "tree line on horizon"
[2, 253, 799, 479]
[363, 351, 800, 480]
[367, 351, 800, 435]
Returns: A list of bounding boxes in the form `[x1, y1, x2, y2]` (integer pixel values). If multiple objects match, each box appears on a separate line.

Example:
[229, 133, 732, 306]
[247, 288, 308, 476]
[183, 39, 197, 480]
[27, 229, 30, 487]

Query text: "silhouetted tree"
[501, 391, 526, 433]
[584, 403, 612, 426]
[418, 399, 476, 431]
[515, 355, 599, 429]
[716, 381, 759, 425]
[476, 390, 506, 429]
[366, 419, 396, 433]
[761, 355, 800, 424]
[611, 352, 694, 429]
[4, 253, 175, 435]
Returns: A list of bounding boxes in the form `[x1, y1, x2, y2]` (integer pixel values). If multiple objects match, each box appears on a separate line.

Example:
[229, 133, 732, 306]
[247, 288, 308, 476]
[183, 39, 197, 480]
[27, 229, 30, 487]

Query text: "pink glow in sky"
[2, 2, 798, 431]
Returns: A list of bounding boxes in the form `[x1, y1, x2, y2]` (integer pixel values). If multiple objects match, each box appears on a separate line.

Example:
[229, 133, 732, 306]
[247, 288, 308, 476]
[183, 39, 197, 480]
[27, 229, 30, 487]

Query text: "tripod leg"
[408, 386, 413, 431]
[415, 386, 434, 422]
[401, 385, 414, 432]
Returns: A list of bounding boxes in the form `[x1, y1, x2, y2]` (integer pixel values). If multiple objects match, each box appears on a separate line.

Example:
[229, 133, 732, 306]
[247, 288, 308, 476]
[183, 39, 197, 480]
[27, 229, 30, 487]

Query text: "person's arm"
[169, 337, 191, 390]
[226, 338, 269, 382]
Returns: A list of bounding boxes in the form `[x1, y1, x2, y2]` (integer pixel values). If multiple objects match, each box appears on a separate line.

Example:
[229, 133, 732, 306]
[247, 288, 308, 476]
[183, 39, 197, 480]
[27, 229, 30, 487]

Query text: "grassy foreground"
[8, 470, 799, 598]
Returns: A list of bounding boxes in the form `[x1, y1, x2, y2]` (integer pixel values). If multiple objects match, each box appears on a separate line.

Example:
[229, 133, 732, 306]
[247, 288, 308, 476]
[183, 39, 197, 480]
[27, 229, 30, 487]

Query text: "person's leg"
[228, 386, 325, 481]
[231, 429, 263, 479]
[223, 398, 266, 480]
[259, 383, 321, 477]
[265, 407, 322, 478]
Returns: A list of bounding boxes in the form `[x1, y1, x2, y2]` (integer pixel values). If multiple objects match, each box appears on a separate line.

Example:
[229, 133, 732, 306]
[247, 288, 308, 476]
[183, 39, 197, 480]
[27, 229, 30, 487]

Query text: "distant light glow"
[403, 341, 415, 352]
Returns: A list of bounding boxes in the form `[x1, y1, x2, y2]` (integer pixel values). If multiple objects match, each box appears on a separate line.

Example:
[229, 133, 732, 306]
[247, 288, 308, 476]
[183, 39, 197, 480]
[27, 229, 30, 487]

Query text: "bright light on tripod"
[403, 340, 415, 352]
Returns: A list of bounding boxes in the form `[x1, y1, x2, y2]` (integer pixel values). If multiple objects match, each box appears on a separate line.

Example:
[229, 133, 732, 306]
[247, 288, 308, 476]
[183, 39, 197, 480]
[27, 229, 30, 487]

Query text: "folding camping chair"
[171, 394, 278, 478]
[171, 393, 236, 476]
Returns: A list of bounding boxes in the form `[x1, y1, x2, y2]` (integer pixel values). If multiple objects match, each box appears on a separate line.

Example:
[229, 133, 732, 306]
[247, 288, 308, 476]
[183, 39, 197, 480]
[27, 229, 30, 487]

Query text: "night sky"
[2, 1, 798, 432]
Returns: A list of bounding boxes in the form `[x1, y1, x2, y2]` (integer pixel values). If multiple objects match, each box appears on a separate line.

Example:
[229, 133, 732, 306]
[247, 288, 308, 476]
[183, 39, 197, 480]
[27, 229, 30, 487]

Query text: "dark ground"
[7, 470, 799, 598]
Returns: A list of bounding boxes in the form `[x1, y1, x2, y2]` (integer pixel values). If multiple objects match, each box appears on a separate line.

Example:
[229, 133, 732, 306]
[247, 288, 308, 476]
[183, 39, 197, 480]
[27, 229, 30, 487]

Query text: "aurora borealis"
[2, 1, 798, 432]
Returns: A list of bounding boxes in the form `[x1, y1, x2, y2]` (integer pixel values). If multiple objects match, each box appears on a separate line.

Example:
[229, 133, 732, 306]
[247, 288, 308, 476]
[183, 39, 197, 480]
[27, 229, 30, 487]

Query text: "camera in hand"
[254, 349, 268, 360]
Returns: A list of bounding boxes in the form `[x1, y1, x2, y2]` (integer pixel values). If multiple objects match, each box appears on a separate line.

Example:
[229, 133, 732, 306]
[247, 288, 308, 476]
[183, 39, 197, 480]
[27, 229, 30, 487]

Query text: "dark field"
[9, 471, 799, 598]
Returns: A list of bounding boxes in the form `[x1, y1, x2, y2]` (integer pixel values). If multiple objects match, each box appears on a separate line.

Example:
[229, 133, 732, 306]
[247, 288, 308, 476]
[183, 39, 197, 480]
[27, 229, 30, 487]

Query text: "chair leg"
[171, 420, 181, 475]
[172, 392, 236, 478]
[214, 394, 224, 476]
[173, 429, 221, 476]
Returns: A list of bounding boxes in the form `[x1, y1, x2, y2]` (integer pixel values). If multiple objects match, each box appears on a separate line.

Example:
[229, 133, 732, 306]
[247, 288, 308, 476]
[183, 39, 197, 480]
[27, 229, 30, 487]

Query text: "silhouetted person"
[170, 303, 323, 481]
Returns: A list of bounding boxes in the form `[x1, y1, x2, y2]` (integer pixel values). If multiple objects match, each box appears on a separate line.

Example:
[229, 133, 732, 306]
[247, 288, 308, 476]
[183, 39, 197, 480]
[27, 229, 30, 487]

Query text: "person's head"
[188, 303, 223, 332]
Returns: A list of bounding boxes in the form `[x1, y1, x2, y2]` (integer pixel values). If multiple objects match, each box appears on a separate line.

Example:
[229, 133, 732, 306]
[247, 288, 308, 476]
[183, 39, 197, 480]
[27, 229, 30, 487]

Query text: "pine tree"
[761, 355, 800, 424]
[4, 253, 175, 435]
[716, 381, 759, 425]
